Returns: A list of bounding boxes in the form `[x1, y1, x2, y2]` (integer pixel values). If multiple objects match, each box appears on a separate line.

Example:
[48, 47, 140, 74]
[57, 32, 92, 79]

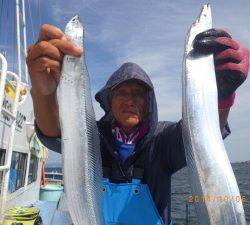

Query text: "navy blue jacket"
[35, 62, 230, 224]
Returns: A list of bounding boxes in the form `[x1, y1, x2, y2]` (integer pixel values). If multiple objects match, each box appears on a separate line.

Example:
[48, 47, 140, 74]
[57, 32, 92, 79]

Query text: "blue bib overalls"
[102, 178, 172, 225]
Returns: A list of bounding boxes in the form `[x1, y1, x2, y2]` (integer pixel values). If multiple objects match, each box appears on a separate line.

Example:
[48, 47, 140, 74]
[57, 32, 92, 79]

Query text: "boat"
[44, 170, 63, 186]
[0, 1, 66, 224]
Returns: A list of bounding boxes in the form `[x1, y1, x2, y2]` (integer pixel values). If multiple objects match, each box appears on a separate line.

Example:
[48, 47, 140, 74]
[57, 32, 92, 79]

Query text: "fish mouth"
[71, 14, 81, 23]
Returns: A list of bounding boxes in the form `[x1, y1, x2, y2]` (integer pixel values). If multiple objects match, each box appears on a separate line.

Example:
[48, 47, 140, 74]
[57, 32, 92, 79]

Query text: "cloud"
[44, 0, 97, 25]
[41, 0, 250, 162]
[83, 1, 190, 122]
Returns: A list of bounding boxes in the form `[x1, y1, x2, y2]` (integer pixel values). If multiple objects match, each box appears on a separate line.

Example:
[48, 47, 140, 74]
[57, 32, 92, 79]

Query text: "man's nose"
[123, 93, 135, 104]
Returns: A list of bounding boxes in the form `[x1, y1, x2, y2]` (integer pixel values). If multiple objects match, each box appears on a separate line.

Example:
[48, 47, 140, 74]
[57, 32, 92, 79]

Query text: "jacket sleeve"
[157, 120, 231, 175]
[35, 122, 62, 154]
[156, 120, 186, 174]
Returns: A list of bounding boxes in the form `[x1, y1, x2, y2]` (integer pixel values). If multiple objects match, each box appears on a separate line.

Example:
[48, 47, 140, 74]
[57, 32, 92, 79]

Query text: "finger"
[38, 24, 65, 42]
[215, 37, 239, 50]
[193, 37, 238, 55]
[195, 28, 231, 41]
[216, 69, 245, 100]
[50, 69, 61, 84]
[27, 41, 63, 62]
[214, 48, 243, 65]
[193, 36, 227, 54]
[28, 56, 61, 75]
[216, 59, 249, 76]
[49, 39, 83, 57]
[27, 44, 35, 54]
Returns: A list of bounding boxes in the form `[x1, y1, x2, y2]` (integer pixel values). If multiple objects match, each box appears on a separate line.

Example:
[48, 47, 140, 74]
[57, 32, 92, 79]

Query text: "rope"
[27, 0, 35, 42]
[0, 0, 3, 47]
[38, 0, 41, 27]
[3, 0, 9, 51]
[0, 0, 6, 45]
[13, 0, 18, 73]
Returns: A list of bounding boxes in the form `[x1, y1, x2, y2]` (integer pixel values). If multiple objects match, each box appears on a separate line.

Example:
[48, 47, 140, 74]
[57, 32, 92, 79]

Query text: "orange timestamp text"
[188, 195, 248, 203]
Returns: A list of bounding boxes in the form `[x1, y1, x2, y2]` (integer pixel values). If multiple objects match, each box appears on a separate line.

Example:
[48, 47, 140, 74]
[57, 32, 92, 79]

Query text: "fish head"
[65, 15, 84, 48]
[61, 15, 84, 82]
[186, 4, 212, 54]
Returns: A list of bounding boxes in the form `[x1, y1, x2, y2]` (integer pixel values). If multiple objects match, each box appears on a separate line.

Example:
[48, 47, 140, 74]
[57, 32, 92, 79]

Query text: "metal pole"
[186, 201, 189, 225]
[21, 0, 28, 83]
[15, 0, 22, 81]
[0, 54, 7, 113]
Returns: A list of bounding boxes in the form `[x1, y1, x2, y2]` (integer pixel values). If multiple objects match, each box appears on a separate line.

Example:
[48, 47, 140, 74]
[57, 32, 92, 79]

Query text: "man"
[26, 25, 249, 224]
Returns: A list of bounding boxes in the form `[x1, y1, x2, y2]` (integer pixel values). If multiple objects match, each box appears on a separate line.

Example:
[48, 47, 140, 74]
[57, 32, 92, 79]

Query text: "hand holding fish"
[26, 24, 83, 137]
[193, 28, 249, 109]
[26, 24, 83, 96]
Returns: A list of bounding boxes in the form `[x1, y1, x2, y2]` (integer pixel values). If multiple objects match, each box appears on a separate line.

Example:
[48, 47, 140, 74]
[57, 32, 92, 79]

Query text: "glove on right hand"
[193, 28, 249, 109]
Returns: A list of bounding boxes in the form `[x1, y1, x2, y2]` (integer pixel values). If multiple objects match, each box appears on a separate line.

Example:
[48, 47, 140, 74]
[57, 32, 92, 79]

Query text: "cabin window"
[8, 151, 27, 192]
[28, 153, 38, 184]
[0, 149, 6, 194]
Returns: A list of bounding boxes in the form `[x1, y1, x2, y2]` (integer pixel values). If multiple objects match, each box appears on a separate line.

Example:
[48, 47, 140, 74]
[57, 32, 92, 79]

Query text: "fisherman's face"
[110, 81, 148, 134]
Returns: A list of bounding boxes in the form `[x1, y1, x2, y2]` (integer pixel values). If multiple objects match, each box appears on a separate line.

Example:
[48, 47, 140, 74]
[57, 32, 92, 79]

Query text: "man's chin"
[123, 117, 140, 127]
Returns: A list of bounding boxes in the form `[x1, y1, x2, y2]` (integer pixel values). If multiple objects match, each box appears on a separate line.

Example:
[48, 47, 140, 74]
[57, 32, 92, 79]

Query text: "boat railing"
[171, 192, 197, 225]
[0, 53, 22, 222]
[44, 171, 63, 186]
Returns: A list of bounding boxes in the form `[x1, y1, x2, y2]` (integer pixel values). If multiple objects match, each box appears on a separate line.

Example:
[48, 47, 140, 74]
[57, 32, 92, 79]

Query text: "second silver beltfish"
[182, 4, 246, 225]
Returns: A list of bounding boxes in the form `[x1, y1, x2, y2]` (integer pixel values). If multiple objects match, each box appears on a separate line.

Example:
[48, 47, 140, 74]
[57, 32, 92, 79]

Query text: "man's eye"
[134, 90, 145, 98]
[116, 90, 127, 97]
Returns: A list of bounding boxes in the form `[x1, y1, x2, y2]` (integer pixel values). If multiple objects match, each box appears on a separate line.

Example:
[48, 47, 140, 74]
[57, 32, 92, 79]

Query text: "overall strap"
[103, 147, 147, 183]
[132, 149, 146, 179]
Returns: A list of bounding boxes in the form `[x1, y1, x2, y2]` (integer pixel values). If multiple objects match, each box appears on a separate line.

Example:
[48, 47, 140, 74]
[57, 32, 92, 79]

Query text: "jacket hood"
[95, 62, 158, 141]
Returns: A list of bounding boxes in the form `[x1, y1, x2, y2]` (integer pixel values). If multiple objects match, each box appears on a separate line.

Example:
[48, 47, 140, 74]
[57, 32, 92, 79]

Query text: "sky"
[0, 0, 250, 164]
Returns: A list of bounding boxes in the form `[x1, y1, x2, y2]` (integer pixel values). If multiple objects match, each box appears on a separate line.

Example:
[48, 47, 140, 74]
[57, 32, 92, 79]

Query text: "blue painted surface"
[33, 201, 58, 225]
[8, 168, 17, 192]
[51, 210, 73, 225]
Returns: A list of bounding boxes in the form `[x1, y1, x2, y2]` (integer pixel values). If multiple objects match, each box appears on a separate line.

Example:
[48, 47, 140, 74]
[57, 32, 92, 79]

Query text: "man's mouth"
[122, 110, 137, 115]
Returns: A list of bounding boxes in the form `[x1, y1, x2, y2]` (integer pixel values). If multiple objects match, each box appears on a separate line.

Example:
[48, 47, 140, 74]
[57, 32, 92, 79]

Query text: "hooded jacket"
[35, 62, 230, 224]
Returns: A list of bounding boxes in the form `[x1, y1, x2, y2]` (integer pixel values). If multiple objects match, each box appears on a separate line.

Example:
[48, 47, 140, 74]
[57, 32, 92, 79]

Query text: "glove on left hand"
[193, 28, 249, 109]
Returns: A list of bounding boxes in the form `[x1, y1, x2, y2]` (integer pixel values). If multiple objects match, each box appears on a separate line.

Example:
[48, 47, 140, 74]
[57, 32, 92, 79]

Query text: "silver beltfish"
[57, 15, 105, 225]
[182, 4, 246, 225]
